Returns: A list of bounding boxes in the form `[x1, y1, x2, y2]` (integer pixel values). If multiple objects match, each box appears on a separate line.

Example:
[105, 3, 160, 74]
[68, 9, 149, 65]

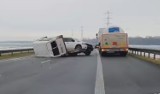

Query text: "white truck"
[33, 35, 67, 57]
[97, 27, 128, 56]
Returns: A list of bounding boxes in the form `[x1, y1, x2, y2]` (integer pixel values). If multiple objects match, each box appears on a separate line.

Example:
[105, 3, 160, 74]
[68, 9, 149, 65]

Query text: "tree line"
[83, 36, 160, 45]
[129, 36, 160, 45]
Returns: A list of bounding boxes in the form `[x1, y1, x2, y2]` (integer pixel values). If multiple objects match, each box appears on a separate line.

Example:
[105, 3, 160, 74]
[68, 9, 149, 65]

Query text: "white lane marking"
[95, 49, 105, 94]
[41, 60, 51, 64]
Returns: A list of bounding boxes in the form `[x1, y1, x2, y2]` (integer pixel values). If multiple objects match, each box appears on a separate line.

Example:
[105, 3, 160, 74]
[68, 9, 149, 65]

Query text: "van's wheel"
[61, 54, 67, 57]
[75, 45, 82, 52]
[85, 51, 91, 56]
[69, 53, 77, 56]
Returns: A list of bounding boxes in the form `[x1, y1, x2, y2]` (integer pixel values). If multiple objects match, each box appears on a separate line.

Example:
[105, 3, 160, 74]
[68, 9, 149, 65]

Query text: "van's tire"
[75, 45, 82, 52]
[85, 51, 91, 56]
[68, 53, 77, 56]
[61, 54, 67, 57]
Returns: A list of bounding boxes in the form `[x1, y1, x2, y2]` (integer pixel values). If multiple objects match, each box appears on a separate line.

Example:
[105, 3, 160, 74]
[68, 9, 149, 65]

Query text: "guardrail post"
[144, 52, 145, 57]
[0, 53, 1, 56]
[148, 53, 150, 58]
[140, 51, 142, 56]
[153, 54, 156, 59]
[11, 52, 13, 55]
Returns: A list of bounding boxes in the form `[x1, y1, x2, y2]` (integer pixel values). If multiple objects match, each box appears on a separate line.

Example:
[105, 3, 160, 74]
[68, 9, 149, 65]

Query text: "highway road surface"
[0, 49, 160, 94]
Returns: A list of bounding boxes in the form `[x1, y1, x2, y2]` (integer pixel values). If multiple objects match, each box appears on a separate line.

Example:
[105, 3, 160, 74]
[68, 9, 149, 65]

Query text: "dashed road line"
[41, 60, 51, 64]
[95, 49, 105, 94]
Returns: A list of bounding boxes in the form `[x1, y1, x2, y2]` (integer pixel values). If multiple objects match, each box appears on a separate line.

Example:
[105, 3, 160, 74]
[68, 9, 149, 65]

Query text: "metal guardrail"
[0, 48, 34, 56]
[129, 47, 160, 59]
[1, 47, 159, 59]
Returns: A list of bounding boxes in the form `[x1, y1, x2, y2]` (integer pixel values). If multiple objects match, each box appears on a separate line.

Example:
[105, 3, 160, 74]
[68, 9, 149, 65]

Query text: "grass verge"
[129, 53, 160, 65]
[0, 52, 34, 60]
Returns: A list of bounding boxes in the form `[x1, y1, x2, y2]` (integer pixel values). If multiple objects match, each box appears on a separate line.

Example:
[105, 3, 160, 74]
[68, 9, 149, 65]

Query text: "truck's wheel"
[75, 45, 82, 52]
[100, 52, 104, 56]
[100, 51, 105, 56]
[85, 51, 91, 56]
[99, 48, 105, 56]
[120, 52, 127, 56]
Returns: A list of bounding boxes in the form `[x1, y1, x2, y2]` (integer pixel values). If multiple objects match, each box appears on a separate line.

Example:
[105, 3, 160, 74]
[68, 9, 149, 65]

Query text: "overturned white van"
[33, 35, 67, 57]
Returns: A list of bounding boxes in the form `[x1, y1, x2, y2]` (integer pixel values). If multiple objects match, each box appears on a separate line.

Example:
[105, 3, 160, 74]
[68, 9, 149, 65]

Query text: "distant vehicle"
[63, 37, 93, 56]
[96, 26, 128, 56]
[95, 43, 100, 48]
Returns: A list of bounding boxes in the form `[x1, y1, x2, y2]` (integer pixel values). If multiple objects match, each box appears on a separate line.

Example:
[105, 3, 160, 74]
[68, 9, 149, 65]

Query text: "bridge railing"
[0, 48, 34, 56]
[128, 47, 160, 60]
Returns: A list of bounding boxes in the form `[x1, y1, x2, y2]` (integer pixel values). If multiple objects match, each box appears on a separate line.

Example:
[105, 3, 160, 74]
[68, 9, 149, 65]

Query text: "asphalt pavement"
[101, 55, 160, 94]
[0, 52, 97, 94]
[0, 50, 160, 94]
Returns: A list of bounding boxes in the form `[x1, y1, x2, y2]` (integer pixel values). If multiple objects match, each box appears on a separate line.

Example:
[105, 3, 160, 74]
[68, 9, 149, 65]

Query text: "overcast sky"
[0, 0, 160, 41]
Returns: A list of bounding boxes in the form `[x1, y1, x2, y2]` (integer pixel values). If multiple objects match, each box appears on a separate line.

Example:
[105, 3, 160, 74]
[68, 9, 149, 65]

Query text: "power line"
[105, 11, 111, 27]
